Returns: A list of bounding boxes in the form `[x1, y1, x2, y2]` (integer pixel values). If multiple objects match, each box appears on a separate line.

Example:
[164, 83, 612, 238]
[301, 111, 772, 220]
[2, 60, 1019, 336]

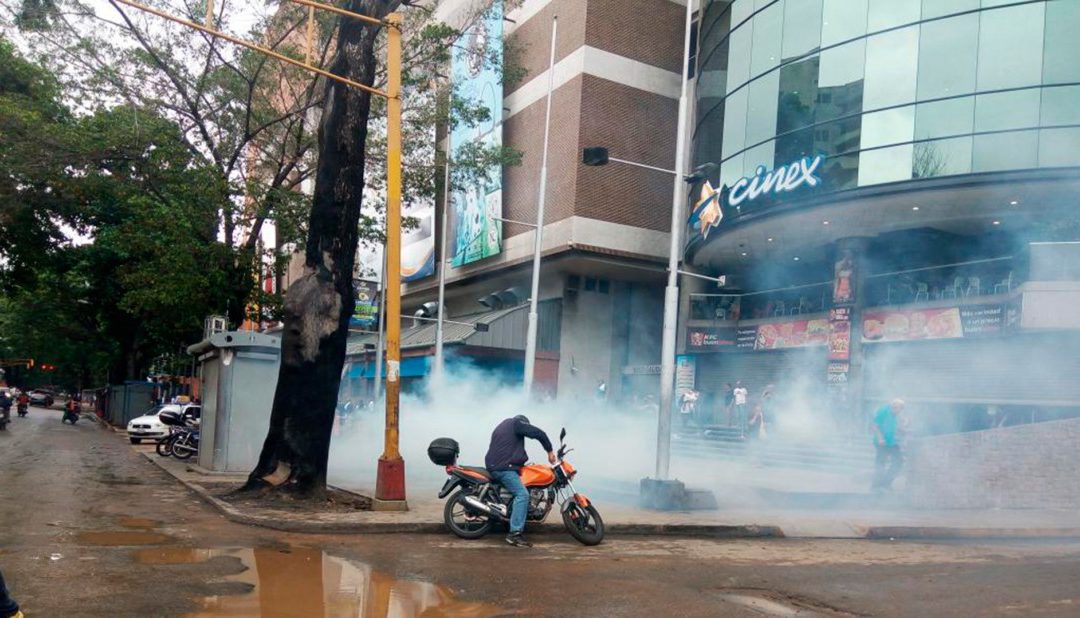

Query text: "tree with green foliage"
[0, 37, 233, 386]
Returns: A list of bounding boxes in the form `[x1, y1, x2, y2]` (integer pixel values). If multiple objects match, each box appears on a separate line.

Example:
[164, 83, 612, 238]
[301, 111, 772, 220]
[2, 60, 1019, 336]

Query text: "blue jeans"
[490, 469, 528, 533]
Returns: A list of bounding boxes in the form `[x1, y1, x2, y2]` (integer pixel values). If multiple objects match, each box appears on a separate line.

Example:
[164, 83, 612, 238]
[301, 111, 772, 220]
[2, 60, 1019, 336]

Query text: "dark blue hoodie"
[484, 417, 553, 471]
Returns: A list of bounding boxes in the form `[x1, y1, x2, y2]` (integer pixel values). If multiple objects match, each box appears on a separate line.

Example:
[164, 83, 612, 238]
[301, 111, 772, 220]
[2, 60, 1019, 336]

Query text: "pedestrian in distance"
[722, 382, 734, 426]
[871, 399, 906, 492]
[733, 381, 749, 438]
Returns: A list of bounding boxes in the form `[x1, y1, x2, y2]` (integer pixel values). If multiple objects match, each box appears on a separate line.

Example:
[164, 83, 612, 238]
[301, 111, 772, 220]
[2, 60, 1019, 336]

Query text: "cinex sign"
[688, 155, 824, 240]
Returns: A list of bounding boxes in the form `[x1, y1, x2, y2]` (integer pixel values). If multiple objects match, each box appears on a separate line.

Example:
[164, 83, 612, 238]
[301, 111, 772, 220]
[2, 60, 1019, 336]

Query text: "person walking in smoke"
[722, 382, 735, 426]
[871, 399, 906, 491]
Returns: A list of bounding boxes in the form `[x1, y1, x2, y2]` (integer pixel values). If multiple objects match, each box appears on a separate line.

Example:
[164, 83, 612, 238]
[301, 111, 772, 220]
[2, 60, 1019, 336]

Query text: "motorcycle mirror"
[559, 427, 566, 441]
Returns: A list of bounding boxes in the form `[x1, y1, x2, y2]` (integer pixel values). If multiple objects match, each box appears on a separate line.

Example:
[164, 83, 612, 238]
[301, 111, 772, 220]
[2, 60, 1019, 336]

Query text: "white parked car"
[126, 404, 200, 444]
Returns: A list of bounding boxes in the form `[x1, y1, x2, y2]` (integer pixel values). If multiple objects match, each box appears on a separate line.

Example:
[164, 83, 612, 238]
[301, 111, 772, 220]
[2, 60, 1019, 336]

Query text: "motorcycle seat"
[458, 466, 492, 480]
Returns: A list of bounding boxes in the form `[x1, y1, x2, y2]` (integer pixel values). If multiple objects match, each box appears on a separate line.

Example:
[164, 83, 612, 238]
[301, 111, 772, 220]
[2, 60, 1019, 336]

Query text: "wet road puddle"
[134, 546, 506, 617]
[77, 530, 171, 546]
[119, 517, 162, 529]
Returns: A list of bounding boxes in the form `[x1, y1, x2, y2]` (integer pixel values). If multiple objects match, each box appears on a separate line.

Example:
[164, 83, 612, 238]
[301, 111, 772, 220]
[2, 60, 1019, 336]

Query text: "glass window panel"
[1040, 85, 1080, 126]
[775, 126, 815, 164]
[858, 144, 914, 186]
[981, 0, 1016, 7]
[868, 0, 920, 31]
[972, 130, 1038, 172]
[742, 142, 777, 177]
[915, 97, 974, 140]
[777, 56, 820, 134]
[1038, 128, 1080, 168]
[821, 152, 860, 190]
[821, 0, 867, 47]
[1044, 0, 1080, 84]
[782, 0, 823, 60]
[816, 116, 863, 155]
[726, 23, 754, 91]
[912, 137, 972, 178]
[720, 152, 746, 188]
[921, 0, 978, 20]
[750, 0, 784, 76]
[976, 4, 1046, 91]
[722, 88, 749, 157]
[916, 13, 978, 101]
[974, 89, 1041, 132]
[862, 106, 915, 148]
[863, 26, 920, 110]
[817, 40, 865, 123]
[746, 71, 781, 146]
[732, 0, 756, 28]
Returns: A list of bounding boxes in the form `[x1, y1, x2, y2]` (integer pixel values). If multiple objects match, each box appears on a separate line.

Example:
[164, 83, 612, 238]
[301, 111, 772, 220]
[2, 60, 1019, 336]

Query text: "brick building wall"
[905, 418, 1080, 509]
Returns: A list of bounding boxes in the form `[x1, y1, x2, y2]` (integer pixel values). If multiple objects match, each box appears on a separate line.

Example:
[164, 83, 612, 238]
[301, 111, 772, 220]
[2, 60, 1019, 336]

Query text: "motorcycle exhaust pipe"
[462, 495, 507, 520]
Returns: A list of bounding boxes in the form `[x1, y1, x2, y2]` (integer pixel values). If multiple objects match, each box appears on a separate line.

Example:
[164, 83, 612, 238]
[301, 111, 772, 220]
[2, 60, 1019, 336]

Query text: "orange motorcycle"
[428, 428, 604, 545]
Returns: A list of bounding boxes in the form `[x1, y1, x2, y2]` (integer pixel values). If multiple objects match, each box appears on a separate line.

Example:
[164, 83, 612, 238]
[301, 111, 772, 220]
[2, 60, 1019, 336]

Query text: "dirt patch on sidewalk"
[212, 482, 372, 514]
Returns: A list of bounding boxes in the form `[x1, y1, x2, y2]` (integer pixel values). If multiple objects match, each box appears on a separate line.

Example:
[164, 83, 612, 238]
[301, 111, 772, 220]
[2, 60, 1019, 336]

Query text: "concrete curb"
[865, 526, 1080, 540]
[138, 451, 787, 537]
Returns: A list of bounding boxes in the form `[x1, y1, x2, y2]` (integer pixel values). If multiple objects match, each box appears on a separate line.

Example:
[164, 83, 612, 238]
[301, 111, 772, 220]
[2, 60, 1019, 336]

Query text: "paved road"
[2, 407, 1080, 616]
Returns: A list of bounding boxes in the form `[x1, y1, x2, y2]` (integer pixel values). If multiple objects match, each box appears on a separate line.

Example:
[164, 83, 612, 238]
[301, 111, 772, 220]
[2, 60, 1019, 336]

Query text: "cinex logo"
[690, 155, 824, 239]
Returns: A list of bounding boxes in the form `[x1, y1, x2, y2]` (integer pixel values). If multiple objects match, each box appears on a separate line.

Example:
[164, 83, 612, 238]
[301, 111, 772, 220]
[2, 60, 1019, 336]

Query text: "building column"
[827, 237, 871, 433]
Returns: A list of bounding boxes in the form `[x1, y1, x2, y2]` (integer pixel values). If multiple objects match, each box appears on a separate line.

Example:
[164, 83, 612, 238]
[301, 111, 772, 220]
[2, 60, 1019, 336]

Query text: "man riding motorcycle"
[485, 415, 556, 548]
[15, 393, 29, 417]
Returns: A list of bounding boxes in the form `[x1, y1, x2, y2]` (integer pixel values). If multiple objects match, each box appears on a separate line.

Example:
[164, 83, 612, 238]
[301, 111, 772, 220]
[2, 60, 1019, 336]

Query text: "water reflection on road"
[133, 546, 504, 617]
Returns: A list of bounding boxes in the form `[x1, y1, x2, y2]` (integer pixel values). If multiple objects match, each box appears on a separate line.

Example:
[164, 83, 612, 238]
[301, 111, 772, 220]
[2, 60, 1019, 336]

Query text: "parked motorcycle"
[157, 409, 199, 459]
[429, 428, 604, 546]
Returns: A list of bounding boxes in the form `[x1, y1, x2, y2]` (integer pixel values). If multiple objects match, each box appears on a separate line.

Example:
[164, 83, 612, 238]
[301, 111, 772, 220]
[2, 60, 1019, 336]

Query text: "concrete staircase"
[673, 425, 875, 474]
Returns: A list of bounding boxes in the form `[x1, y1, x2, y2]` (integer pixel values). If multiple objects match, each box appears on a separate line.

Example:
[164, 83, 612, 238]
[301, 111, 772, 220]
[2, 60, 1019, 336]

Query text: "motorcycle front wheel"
[443, 489, 493, 540]
[562, 502, 605, 546]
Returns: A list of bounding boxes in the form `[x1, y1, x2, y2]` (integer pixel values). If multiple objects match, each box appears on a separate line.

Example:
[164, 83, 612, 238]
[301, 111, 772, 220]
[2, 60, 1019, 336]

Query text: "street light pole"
[655, 0, 695, 480]
[433, 151, 451, 385]
[376, 12, 406, 505]
[523, 14, 558, 397]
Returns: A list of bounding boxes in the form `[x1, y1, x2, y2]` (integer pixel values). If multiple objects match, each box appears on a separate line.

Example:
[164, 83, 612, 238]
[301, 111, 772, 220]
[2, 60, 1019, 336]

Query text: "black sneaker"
[505, 532, 532, 548]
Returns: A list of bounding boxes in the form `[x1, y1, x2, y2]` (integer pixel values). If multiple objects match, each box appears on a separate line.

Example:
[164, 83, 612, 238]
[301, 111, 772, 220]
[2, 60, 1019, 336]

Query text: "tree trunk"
[243, 0, 399, 498]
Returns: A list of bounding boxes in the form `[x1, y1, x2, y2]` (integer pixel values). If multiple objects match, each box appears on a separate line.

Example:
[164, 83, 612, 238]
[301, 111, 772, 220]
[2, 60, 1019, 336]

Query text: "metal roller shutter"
[863, 333, 1080, 406]
[695, 349, 827, 400]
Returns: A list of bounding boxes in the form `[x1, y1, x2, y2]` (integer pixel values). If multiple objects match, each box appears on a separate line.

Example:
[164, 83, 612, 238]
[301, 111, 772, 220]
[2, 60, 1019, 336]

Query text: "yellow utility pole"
[375, 11, 406, 506]
[110, 0, 408, 506]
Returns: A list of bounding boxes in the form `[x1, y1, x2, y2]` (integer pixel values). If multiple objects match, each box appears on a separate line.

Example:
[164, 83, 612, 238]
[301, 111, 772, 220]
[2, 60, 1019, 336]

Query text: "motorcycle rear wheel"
[444, 490, 493, 540]
[562, 502, 605, 546]
[156, 436, 175, 457]
[172, 436, 197, 460]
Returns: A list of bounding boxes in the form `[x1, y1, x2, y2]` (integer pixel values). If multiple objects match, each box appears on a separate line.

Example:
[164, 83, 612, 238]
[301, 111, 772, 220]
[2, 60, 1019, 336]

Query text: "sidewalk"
[136, 443, 1080, 540]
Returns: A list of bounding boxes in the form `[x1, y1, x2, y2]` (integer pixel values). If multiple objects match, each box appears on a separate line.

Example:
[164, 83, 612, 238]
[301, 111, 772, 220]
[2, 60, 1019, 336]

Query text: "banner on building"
[402, 202, 435, 281]
[827, 307, 852, 361]
[449, 1, 503, 267]
[862, 304, 1010, 343]
[753, 318, 830, 350]
[687, 319, 829, 352]
[351, 279, 379, 327]
[675, 355, 696, 395]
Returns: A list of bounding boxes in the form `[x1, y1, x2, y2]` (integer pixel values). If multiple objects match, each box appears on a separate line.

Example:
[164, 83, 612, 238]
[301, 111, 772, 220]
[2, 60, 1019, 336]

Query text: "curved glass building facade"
[694, 0, 1080, 193]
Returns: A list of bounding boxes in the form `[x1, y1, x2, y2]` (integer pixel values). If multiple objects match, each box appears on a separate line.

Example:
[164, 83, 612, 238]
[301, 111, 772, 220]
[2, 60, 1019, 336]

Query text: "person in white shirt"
[732, 381, 749, 437]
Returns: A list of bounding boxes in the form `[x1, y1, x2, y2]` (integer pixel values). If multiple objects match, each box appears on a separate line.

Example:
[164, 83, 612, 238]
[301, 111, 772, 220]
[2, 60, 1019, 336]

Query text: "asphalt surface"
[3, 406, 1080, 616]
